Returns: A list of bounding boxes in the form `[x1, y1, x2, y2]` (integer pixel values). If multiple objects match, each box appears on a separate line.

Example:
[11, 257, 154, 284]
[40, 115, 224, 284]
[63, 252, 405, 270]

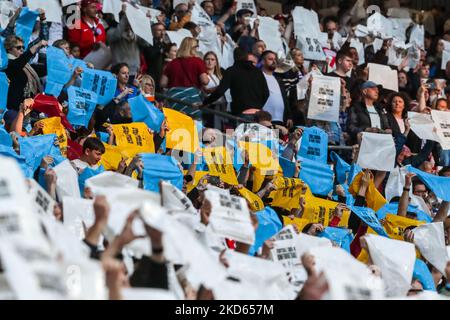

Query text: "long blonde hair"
[204, 51, 222, 80]
[139, 75, 155, 95]
[177, 37, 198, 58]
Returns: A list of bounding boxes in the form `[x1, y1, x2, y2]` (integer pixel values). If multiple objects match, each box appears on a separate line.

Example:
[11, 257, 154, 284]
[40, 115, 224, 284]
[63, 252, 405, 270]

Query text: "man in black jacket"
[141, 23, 167, 92]
[202, 47, 269, 119]
[347, 81, 391, 144]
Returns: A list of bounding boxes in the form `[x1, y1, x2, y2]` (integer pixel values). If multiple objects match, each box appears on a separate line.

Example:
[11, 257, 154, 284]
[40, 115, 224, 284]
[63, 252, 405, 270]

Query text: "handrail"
[155, 92, 252, 124]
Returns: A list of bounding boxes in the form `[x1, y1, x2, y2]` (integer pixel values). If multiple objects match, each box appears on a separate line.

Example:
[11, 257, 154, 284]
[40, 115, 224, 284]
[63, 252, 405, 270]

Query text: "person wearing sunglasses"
[3, 35, 48, 112]
[169, 1, 193, 31]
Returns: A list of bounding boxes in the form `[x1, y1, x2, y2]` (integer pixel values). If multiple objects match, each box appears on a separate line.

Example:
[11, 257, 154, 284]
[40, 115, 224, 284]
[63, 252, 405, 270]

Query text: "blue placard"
[279, 156, 296, 178]
[0, 126, 12, 147]
[376, 202, 432, 223]
[249, 206, 283, 255]
[0, 36, 8, 70]
[298, 126, 328, 164]
[330, 151, 351, 185]
[78, 165, 105, 195]
[0, 72, 8, 110]
[413, 259, 436, 292]
[142, 153, 183, 192]
[129, 94, 165, 133]
[81, 68, 117, 106]
[298, 156, 334, 196]
[15, 7, 39, 49]
[349, 206, 389, 237]
[45, 46, 73, 97]
[318, 227, 354, 253]
[408, 165, 450, 201]
[67, 86, 98, 128]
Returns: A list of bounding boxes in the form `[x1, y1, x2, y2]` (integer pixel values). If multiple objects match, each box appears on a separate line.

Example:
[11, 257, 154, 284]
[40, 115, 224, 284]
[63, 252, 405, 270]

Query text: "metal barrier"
[156, 92, 355, 151]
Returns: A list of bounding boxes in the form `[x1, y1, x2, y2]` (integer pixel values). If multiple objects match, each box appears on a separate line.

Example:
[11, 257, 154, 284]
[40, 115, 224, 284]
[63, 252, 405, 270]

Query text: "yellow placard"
[203, 147, 238, 186]
[237, 187, 265, 212]
[268, 177, 304, 211]
[38, 117, 68, 157]
[349, 172, 387, 211]
[283, 216, 310, 233]
[301, 186, 350, 228]
[183, 170, 209, 193]
[164, 108, 200, 153]
[382, 214, 425, 241]
[112, 123, 155, 154]
[238, 141, 280, 172]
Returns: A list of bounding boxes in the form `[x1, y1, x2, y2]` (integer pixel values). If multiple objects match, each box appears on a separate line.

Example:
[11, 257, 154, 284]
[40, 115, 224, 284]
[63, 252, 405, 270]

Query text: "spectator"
[67, 0, 106, 58]
[160, 37, 209, 90]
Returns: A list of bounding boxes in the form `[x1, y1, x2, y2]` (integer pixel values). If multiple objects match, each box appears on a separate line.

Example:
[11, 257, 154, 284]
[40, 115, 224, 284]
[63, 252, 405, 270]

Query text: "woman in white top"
[386, 92, 411, 137]
[203, 51, 226, 128]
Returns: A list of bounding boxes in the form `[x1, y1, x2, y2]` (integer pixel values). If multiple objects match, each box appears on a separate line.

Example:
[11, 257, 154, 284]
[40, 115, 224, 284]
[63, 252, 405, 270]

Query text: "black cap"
[236, 8, 254, 17]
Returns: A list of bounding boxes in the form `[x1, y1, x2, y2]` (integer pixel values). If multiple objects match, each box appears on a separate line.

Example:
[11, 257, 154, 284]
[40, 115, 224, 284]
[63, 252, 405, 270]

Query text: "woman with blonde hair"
[203, 51, 226, 128]
[138, 75, 156, 102]
[160, 37, 209, 90]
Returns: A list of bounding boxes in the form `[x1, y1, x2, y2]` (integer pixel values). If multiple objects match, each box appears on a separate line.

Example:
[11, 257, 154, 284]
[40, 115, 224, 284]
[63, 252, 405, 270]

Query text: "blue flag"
[45, 46, 72, 97]
[18, 134, 65, 174]
[142, 153, 183, 192]
[0, 144, 32, 177]
[279, 156, 296, 178]
[81, 69, 117, 105]
[69, 57, 88, 71]
[318, 227, 354, 253]
[0, 72, 8, 110]
[408, 166, 450, 201]
[0, 37, 7, 70]
[249, 207, 283, 255]
[330, 151, 351, 184]
[298, 126, 328, 164]
[376, 202, 432, 223]
[96, 131, 110, 143]
[129, 94, 165, 133]
[348, 163, 363, 185]
[67, 86, 98, 128]
[15, 8, 39, 49]
[349, 206, 389, 237]
[298, 156, 334, 196]
[0, 126, 12, 147]
[413, 259, 436, 292]
[78, 165, 105, 194]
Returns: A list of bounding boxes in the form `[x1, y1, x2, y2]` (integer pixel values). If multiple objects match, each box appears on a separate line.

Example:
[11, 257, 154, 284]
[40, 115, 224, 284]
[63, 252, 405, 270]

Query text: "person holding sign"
[347, 81, 391, 144]
[67, 0, 106, 58]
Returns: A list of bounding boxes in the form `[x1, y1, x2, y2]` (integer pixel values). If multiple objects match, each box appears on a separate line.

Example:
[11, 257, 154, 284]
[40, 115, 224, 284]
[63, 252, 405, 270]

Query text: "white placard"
[0, 1, 17, 29]
[310, 246, 385, 300]
[389, 18, 412, 42]
[296, 34, 327, 61]
[137, 5, 162, 24]
[368, 63, 399, 92]
[270, 225, 299, 270]
[350, 38, 365, 65]
[292, 6, 321, 38]
[442, 40, 450, 70]
[408, 111, 441, 143]
[85, 171, 139, 196]
[367, 12, 393, 39]
[166, 29, 193, 49]
[125, 3, 153, 45]
[295, 232, 332, 258]
[409, 24, 425, 49]
[102, 0, 123, 23]
[62, 196, 95, 240]
[431, 110, 450, 150]
[204, 189, 255, 245]
[307, 75, 341, 122]
[385, 166, 409, 202]
[235, 0, 256, 16]
[413, 222, 448, 275]
[258, 16, 284, 58]
[365, 234, 416, 297]
[54, 160, 81, 199]
[357, 133, 396, 172]
[27, 0, 62, 23]
[160, 181, 198, 217]
[27, 179, 56, 217]
[191, 2, 214, 28]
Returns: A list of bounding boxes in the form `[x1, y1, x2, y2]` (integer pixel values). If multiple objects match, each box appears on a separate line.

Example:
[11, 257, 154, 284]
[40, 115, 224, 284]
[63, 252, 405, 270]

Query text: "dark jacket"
[142, 39, 165, 92]
[203, 60, 269, 115]
[346, 101, 390, 140]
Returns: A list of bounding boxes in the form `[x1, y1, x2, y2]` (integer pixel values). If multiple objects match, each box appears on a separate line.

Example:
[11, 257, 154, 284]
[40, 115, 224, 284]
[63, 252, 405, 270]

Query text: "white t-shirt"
[395, 117, 406, 134]
[71, 159, 99, 174]
[262, 73, 284, 122]
[367, 105, 381, 129]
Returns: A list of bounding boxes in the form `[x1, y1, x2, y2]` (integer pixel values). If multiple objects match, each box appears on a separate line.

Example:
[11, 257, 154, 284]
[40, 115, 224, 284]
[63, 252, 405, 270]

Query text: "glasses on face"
[15, 46, 25, 50]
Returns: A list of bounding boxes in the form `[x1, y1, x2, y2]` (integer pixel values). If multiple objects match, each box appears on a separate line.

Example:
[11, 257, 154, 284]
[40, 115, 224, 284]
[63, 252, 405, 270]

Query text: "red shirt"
[67, 17, 106, 58]
[163, 57, 207, 89]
